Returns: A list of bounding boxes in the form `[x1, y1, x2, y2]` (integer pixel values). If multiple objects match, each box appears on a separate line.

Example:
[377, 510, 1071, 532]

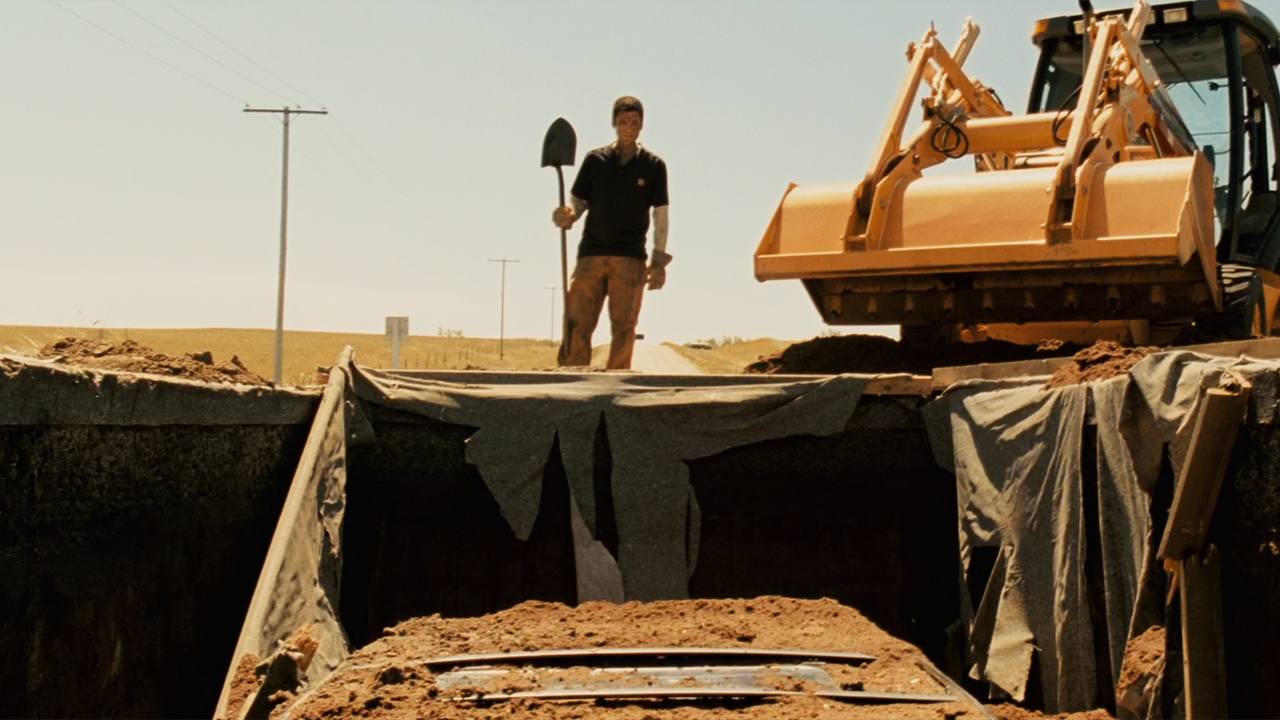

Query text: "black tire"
[1196, 264, 1268, 340]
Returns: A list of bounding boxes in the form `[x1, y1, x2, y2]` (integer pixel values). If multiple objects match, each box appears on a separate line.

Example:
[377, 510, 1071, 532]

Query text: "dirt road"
[630, 342, 703, 374]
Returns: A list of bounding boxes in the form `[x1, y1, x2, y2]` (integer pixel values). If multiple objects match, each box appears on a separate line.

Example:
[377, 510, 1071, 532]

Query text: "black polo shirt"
[571, 144, 669, 260]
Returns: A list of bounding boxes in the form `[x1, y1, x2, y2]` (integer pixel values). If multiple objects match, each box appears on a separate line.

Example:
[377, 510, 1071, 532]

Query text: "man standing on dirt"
[552, 96, 670, 370]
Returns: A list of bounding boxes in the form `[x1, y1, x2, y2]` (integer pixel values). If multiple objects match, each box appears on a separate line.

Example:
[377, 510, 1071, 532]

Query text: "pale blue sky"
[5, 0, 1278, 342]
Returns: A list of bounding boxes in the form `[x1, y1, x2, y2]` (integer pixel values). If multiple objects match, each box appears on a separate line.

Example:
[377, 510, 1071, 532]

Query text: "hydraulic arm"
[755, 1, 1223, 334]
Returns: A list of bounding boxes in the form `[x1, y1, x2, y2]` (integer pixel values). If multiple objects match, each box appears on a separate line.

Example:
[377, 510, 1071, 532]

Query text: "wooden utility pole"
[489, 258, 519, 359]
[244, 106, 328, 383]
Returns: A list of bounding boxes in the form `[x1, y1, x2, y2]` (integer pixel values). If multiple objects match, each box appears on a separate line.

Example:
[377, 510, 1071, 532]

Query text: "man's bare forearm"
[552, 195, 589, 229]
[652, 205, 669, 253]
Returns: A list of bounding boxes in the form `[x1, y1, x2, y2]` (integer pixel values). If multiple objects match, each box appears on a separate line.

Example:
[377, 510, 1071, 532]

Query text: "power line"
[252, 114, 281, 134]
[332, 116, 414, 200]
[307, 116, 398, 207]
[158, 2, 406, 208]
[143, 3, 395, 212]
[260, 115, 407, 236]
[294, 132, 381, 216]
[299, 118, 438, 247]
[126, 4, 409, 229]
[46, 0, 246, 104]
[160, 0, 325, 107]
[112, 0, 297, 105]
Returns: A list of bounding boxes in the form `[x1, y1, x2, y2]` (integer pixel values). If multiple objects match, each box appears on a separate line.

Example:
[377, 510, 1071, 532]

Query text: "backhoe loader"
[754, 0, 1280, 344]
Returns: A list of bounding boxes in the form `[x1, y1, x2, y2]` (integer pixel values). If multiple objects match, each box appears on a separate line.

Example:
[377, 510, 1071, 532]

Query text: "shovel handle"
[557, 166, 569, 307]
[556, 166, 570, 350]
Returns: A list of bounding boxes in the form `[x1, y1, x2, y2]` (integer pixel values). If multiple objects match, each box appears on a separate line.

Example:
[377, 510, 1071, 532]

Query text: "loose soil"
[225, 652, 263, 720]
[1043, 342, 1155, 389]
[745, 334, 1081, 376]
[1116, 626, 1165, 695]
[279, 597, 987, 720]
[1114, 626, 1165, 718]
[37, 337, 269, 385]
[985, 703, 1114, 720]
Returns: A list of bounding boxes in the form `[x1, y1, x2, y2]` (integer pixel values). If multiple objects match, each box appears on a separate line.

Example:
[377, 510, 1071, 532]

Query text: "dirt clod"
[985, 703, 1115, 720]
[38, 337, 268, 385]
[223, 652, 262, 720]
[1043, 341, 1154, 389]
[1115, 626, 1165, 719]
[374, 666, 405, 687]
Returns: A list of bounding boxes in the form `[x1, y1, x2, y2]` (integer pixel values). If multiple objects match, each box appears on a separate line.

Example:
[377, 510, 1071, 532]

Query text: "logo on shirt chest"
[637, 178, 645, 187]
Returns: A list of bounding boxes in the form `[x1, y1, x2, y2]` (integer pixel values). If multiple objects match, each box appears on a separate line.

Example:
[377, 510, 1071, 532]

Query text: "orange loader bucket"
[755, 153, 1218, 326]
[753, 8, 1223, 329]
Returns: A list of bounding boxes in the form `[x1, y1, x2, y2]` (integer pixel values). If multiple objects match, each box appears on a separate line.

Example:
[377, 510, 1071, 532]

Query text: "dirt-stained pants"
[558, 255, 646, 370]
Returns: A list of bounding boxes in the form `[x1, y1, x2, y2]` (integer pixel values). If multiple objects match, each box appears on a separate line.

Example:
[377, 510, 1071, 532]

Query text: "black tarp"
[926, 351, 1280, 713]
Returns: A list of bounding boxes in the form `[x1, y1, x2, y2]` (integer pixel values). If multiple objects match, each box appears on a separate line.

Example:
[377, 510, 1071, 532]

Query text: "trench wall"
[337, 396, 959, 661]
[686, 399, 958, 662]
[0, 361, 316, 719]
[7, 359, 1280, 719]
[333, 375, 1280, 718]
[1216, 424, 1280, 718]
[339, 407, 579, 648]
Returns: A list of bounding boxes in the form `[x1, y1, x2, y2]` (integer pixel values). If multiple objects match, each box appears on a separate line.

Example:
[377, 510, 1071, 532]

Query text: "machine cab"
[1031, 1, 1280, 270]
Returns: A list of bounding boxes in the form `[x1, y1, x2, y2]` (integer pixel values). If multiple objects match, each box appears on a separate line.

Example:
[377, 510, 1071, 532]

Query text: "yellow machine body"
[754, 4, 1228, 331]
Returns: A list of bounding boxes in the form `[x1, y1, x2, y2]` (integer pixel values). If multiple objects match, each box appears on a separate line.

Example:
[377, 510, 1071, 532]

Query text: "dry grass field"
[664, 338, 790, 374]
[0, 325, 788, 385]
[0, 325, 560, 385]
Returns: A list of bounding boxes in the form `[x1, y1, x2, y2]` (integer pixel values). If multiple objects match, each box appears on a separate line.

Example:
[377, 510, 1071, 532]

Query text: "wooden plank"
[864, 374, 933, 396]
[1180, 547, 1229, 720]
[383, 369, 934, 396]
[932, 357, 1069, 390]
[1158, 384, 1251, 561]
[1180, 336, 1280, 360]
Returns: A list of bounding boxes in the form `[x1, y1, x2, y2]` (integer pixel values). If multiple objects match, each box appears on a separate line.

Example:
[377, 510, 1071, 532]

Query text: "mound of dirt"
[1043, 341, 1154, 389]
[277, 597, 986, 720]
[745, 334, 1080, 376]
[38, 337, 269, 385]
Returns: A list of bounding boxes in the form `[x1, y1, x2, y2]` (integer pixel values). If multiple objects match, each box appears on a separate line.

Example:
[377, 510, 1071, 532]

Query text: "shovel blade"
[542, 117, 577, 168]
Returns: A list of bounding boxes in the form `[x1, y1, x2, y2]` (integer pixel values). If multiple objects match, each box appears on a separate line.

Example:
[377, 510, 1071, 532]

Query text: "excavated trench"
[337, 395, 955, 660]
[1212, 423, 1280, 717]
[0, 358, 317, 719]
[3, 345, 1280, 719]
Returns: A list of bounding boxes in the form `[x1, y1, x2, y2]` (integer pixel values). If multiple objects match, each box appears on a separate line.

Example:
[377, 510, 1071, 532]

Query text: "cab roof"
[1032, 0, 1280, 52]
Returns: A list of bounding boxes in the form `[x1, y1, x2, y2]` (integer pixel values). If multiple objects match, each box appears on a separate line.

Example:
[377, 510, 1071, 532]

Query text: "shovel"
[542, 117, 576, 354]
